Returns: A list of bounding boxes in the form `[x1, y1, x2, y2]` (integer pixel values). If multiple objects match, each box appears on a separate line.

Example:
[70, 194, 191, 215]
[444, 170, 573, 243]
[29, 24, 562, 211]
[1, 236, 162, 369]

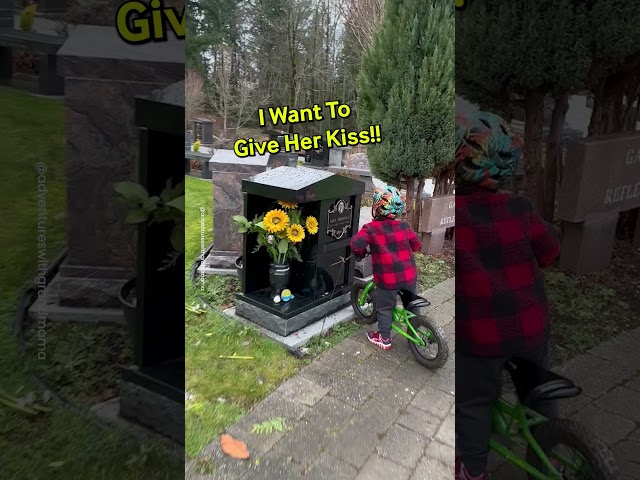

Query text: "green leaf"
[238, 227, 249, 234]
[142, 196, 160, 212]
[113, 182, 149, 202]
[255, 221, 266, 229]
[170, 225, 185, 252]
[166, 195, 185, 212]
[125, 209, 149, 224]
[277, 239, 289, 255]
[233, 215, 248, 225]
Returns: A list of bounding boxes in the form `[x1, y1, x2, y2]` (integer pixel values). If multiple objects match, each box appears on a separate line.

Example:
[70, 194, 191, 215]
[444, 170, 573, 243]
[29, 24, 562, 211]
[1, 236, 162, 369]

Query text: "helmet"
[372, 185, 405, 219]
[455, 111, 523, 189]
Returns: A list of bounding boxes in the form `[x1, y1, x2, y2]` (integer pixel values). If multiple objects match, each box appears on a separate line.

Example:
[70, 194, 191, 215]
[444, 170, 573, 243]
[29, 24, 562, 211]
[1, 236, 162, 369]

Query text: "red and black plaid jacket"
[350, 217, 422, 290]
[456, 185, 561, 357]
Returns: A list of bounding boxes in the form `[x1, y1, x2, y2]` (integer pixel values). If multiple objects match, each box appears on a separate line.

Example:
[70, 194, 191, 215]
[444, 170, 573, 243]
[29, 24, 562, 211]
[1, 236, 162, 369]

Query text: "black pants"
[376, 283, 418, 339]
[456, 342, 558, 476]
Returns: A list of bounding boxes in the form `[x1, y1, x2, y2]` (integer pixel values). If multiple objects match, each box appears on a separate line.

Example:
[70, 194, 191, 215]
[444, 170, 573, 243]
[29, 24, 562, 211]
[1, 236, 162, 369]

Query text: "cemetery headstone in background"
[189, 117, 214, 145]
[236, 166, 365, 336]
[118, 81, 184, 443]
[419, 195, 455, 254]
[37, 25, 182, 313]
[558, 133, 640, 274]
[204, 149, 269, 272]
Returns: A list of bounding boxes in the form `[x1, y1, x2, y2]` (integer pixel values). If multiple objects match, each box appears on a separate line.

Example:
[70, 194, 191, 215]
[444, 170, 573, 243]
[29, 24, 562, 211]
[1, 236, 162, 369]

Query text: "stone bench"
[0, 28, 64, 95]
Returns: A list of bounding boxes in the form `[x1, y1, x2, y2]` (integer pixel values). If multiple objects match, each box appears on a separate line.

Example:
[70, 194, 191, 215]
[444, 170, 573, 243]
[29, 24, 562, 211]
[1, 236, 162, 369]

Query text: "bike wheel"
[350, 282, 376, 324]
[526, 419, 618, 480]
[407, 315, 449, 369]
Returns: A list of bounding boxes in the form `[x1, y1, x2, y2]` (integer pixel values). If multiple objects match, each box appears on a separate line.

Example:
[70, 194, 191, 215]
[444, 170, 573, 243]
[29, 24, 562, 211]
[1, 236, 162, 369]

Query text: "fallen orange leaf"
[220, 434, 250, 459]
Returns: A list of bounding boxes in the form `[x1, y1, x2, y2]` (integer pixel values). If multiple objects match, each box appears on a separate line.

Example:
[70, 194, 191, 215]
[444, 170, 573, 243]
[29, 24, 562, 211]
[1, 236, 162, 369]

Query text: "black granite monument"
[235, 166, 365, 336]
[118, 81, 184, 443]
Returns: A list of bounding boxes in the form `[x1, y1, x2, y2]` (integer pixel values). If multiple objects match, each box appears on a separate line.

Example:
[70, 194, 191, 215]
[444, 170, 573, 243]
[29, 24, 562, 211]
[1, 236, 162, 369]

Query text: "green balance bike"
[489, 357, 618, 479]
[350, 275, 449, 369]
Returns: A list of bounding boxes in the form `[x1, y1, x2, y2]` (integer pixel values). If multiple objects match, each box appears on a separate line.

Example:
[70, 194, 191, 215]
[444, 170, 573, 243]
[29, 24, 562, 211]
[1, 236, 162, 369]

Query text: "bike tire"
[350, 281, 376, 324]
[407, 315, 449, 369]
[526, 419, 619, 480]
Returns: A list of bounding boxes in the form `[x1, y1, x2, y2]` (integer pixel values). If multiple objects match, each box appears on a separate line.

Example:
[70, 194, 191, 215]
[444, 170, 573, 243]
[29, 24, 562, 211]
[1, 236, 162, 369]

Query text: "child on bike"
[350, 185, 422, 350]
[455, 112, 561, 480]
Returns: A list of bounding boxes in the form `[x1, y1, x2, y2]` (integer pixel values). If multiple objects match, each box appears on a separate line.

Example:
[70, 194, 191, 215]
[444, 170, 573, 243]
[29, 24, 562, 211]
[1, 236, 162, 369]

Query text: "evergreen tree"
[357, 0, 454, 229]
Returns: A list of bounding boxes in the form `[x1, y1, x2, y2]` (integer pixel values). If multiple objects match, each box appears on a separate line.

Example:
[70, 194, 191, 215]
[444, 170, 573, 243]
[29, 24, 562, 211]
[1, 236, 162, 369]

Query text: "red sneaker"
[367, 331, 391, 350]
[455, 459, 491, 480]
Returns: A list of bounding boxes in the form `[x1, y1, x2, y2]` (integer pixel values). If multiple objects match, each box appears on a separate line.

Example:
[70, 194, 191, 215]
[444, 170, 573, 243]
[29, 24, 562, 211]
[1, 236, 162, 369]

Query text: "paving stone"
[377, 424, 428, 469]
[303, 453, 358, 480]
[423, 440, 454, 467]
[302, 395, 356, 433]
[428, 353, 455, 395]
[435, 299, 455, 317]
[410, 384, 454, 419]
[276, 375, 328, 407]
[239, 450, 305, 480]
[557, 354, 633, 399]
[559, 392, 593, 417]
[352, 398, 401, 435]
[355, 456, 411, 480]
[615, 440, 640, 479]
[393, 359, 434, 390]
[426, 309, 454, 328]
[325, 370, 379, 407]
[396, 405, 442, 438]
[371, 378, 417, 410]
[324, 421, 379, 469]
[596, 386, 640, 423]
[195, 439, 253, 480]
[354, 354, 401, 384]
[629, 427, 640, 442]
[225, 393, 309, 455]
[625, 376, 640, 392]
[317, 345, 368, 372]
[268, 419, 333, 468]
[434, 413, 455, 448]
[589, 328, 640, 370]
[570, 404, 637, 446]
[412, 453, 451, 479]
[333, 337, 375, 358]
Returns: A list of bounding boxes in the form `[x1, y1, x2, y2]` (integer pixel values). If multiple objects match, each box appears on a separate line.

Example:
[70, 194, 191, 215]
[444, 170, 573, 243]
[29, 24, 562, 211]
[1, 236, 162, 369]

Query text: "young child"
[350, 185, 422, 350]
[454, 112, 561, 479]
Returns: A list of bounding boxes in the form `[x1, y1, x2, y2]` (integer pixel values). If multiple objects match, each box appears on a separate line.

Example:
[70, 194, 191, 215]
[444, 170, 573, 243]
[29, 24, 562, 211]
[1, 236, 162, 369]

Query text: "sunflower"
[286, 224, 305, 243]
[305, 216, 319, 235]
[277, 200, 298, 210]
[264, 209, 289, 233]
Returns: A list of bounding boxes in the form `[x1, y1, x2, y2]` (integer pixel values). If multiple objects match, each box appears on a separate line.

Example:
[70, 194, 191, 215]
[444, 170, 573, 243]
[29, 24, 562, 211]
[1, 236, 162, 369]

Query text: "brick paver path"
[490, 326, 640, 479]
[186, 277, 455, 480]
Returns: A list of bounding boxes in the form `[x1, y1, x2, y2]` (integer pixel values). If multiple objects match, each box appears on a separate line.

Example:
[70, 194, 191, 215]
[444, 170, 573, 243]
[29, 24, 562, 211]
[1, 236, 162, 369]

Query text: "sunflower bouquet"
[233, 200, 319, 265]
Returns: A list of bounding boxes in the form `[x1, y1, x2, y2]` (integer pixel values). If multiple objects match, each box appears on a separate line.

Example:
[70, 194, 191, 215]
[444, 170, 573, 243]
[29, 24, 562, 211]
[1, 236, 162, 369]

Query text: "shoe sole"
[367, 336, 391, 350]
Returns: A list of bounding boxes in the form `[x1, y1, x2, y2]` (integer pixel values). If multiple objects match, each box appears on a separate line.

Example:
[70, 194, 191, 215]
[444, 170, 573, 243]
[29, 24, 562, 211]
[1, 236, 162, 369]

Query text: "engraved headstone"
[236, 166, 365, 336]
[419, 195, 455, 254]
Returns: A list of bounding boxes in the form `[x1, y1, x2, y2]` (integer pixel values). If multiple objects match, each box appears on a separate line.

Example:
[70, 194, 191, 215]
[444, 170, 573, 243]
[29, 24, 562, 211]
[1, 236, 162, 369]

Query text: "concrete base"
[224, 301, 356, 350]
[91, 397, 184, 455]
[119, 367, 184, 445]
[27, 291, 125, 324]
[560, 213, 618, 274]
[235, 292, 351, 337]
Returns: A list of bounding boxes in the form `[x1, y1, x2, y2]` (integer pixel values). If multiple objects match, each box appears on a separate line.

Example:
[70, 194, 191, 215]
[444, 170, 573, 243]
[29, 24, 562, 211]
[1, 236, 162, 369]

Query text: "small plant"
[113, 178, 185, 270]
[193, 140, 201, 152]
[19, 3, 37, 32]
[251, 418, 287, 435]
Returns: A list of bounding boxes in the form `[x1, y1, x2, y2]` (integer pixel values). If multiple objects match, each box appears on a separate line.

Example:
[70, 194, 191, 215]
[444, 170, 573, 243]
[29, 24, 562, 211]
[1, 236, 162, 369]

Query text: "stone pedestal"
[52, 26, 183, 308]
[421, 230, 446, 255]
[205, 151, 269, 271]
[559, 214, 619, 274]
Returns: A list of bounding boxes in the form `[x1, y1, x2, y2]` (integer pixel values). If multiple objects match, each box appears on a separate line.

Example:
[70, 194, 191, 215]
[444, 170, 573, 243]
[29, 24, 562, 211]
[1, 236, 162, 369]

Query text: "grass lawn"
[184, 176, 300, 458]
[0, 87, 182, 479]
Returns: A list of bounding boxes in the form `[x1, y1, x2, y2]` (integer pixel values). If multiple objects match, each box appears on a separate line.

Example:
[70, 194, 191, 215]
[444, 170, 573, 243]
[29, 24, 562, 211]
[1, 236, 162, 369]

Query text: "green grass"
[415, 252, 453, 291]
[0, 87, 181, 478]
[184, 176, 300, 458]
[546, 270, 633, 366]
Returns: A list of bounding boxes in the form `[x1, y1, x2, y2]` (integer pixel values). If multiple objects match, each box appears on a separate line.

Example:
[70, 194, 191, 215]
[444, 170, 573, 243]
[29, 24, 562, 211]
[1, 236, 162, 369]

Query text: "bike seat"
[398, 290, 431, 310]
[506, 357, 582, 407]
